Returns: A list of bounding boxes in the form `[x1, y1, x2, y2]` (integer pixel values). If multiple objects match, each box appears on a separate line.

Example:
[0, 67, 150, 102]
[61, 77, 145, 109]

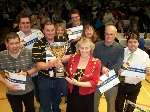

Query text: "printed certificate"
[121, 65, 146, 79]
[66, 25, 83, 40]
[5, 71, 27, 90]
[98, 70, 120, 93]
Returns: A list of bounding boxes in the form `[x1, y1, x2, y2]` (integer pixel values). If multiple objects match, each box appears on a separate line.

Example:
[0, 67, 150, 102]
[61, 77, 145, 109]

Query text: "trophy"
[50, 42, 68, 77]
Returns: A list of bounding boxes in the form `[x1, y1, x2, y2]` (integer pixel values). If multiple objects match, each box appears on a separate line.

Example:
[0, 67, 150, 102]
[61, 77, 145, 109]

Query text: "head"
[76, 38, 95, 58]
[42, 20, 56, 41]
[5, 32, 21, 54]
[70, 9, 81, 26]
[104, 25, 117, 46]
[19, 15, 31, 34]
[55, 22, 66, 36]
[127, 33, 139, 52]
[82, 24, 98, 43]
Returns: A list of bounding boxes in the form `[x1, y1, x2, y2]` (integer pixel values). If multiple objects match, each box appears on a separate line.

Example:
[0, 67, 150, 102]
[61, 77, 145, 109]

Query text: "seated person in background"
[115, 33, 150, 112]
[65, 38, 101, 112]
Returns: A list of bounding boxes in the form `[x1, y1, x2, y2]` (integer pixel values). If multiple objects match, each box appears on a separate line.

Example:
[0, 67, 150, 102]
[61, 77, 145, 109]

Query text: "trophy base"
[55, 72, 65, 78]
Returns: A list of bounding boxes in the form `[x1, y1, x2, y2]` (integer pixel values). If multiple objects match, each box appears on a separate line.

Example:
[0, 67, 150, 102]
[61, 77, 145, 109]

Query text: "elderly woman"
[65, 38, 101, 112]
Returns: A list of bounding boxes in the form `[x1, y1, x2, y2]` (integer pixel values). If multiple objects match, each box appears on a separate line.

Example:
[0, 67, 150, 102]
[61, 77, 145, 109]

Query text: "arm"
[0, 71, 20, 91]
[111, 46, 124, 73]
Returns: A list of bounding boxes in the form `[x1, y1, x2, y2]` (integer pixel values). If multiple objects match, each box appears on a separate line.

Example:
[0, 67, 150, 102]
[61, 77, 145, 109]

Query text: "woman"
[82, 24, 99, 43]
[55, 22, 68, 42]
[65, 38, 101, 112]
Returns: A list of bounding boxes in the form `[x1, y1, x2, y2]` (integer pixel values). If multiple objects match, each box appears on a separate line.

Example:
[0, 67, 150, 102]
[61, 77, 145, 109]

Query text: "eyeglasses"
[71, 16, 79, 19]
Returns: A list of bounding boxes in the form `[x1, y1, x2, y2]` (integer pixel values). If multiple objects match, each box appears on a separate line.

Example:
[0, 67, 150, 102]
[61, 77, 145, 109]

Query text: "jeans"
[37, 75, 63, 112]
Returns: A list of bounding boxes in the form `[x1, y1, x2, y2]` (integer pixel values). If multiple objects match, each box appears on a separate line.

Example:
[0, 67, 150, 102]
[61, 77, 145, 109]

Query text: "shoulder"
[0, 50, 7, 56]
[95, 41, 104, 47]
[31, 29, 44, 38]
[137, 48, 149, 57]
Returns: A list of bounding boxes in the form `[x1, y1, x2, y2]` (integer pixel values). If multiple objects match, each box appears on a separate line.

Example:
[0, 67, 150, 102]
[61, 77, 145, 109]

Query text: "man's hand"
[146, 67, 150, 75]
[5, 80, 20, 92]
[102, 67, 109, 76]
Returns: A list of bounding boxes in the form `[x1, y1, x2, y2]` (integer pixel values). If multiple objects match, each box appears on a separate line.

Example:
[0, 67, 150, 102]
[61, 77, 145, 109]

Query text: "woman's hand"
[65, 77, 78, 85]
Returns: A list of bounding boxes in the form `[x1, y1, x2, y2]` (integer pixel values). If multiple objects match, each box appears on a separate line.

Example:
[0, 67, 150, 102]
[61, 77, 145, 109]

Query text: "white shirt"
[17, 29, 44, 49]
[123, 47, 150, 85]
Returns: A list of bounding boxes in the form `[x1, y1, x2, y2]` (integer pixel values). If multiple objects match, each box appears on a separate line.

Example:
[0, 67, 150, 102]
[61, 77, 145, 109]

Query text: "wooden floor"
[0, 76, 150, 112]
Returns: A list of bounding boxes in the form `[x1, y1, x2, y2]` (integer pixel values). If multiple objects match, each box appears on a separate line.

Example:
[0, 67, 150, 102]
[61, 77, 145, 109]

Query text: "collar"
[102, 41, 116, 47]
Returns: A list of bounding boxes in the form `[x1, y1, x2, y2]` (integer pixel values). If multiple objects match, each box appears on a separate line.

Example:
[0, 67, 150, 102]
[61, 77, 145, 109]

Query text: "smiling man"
[93, 25, 124, 112]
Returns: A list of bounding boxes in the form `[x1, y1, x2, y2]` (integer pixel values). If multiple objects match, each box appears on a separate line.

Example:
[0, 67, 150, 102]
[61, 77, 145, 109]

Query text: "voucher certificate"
[98, 70, 120, 93]
[66, 25, 83, 40]
[121, 65, 146, 79]
[5, 71, 27, 90]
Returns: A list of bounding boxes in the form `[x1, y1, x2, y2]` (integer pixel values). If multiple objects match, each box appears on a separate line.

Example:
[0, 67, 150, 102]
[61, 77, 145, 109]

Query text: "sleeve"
[111, 46, 124, 74]
[89, 59, 101, 87]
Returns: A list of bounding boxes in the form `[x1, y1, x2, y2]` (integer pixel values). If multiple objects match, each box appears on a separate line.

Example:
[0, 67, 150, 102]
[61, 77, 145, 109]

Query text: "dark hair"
[69, 9, 80, 17]
[41, 20, 55, 30]
[127, 33, 139, 43]
[5, 32, 20, 43]
[82, 24, 98, 43]
[18, 14, 31, 23]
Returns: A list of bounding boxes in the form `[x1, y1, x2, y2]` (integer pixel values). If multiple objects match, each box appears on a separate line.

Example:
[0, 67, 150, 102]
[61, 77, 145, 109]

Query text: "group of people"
[0, 8, 150, 112]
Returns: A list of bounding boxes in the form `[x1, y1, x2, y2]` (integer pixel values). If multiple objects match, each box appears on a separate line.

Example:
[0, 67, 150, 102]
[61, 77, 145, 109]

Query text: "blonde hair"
[76, 37, 95, 54]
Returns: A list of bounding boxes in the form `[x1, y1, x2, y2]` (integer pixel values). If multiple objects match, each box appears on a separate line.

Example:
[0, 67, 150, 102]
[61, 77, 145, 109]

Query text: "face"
[84, 26, 94, 39]
[104, 26, 117, 45]
[56, 26, 65, 36]
[71, 13, 80, 26]
[127, 39, 139, 52]
[19, 17, 31, 33]
[43, 24, 56, 40]
[6, 38, 21, 54]
[79, 43, 91, 58]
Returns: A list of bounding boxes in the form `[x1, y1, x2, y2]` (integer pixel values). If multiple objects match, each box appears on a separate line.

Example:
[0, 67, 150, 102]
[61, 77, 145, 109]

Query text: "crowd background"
[0, 0, 150, 46]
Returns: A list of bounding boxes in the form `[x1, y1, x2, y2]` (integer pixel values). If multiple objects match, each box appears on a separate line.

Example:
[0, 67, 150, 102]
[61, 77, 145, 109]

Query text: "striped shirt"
[0, 48, 34, 95]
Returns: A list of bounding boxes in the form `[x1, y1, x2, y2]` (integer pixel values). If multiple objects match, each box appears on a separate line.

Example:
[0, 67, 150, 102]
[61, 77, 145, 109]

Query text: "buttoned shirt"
[124, 47, 150, 84]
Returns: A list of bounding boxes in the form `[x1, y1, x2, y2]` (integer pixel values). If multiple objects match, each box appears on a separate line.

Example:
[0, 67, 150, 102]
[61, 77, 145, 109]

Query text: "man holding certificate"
[115, 33, 150, 112]
[93, 25, 124, 112]
[0, 32, 37, 112]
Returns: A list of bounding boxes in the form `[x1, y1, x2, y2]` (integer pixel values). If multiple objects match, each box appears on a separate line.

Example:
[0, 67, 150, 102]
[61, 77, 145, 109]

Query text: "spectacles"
[71, 16, 79, 19]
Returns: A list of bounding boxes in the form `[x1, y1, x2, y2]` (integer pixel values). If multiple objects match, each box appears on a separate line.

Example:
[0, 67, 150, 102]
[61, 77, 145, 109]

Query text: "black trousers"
[6, 90, 35, 112]
[115, 82, 141, 112]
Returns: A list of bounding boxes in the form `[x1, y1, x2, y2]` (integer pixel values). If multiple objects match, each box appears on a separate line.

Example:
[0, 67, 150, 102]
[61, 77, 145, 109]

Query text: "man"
[67, 9, 83, 54]
[32, 21, 65, 112]
[67, 9, 82, 28]
[17, 15, 44, 107]
[115, 33, 150, 112]
[0, 32, 37, 112]
[17, 15, 43, 49]
[93, 25, 124, 112]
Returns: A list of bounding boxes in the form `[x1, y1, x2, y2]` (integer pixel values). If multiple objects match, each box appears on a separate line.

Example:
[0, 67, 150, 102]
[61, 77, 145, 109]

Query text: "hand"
[48, 58, 63, 68]
[5, 80, 20, 92]
[97, 80, 102, 86]
[102, 67, 109, 76]
[118, 69, 124, 76]
[146, 67, 150, 75]
[65, 77, 78, 85]
[17, 71, 27, 76]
